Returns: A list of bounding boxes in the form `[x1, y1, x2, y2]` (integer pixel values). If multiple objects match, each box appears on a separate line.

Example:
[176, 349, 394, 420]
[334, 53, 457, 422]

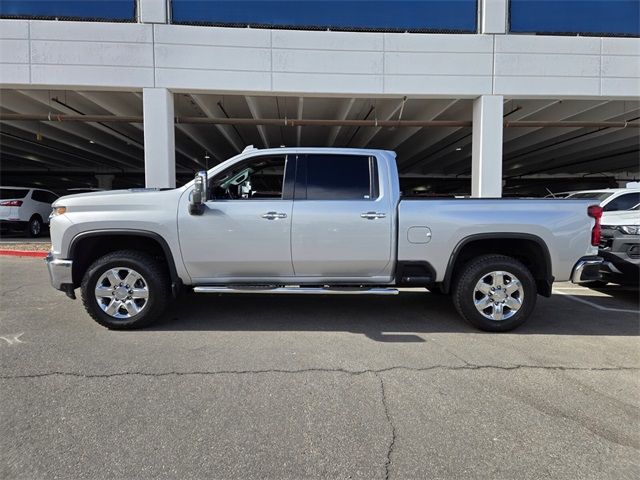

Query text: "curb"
[0, 249, 48, 258]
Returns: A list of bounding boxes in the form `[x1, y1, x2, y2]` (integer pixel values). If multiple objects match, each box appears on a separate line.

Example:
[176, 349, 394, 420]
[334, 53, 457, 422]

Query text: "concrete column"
[472, 95, 504, 198]
[138, 0, 168, 23]
[480, 0, 508, 34]
[143, 88, 176, 188]
[95, 174, 115, 190]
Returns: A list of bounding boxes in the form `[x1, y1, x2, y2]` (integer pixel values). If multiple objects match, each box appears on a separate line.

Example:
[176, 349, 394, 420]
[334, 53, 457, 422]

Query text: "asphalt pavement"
[1, 257, 639, 479]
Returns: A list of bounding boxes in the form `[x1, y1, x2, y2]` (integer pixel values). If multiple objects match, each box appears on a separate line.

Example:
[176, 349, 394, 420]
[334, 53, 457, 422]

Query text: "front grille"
[628, 245, 640, 259]
[599, 227, 616, 250]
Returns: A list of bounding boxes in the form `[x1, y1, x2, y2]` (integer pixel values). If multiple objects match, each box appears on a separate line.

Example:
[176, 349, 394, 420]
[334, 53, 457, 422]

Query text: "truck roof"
[241, 145, 396, 156]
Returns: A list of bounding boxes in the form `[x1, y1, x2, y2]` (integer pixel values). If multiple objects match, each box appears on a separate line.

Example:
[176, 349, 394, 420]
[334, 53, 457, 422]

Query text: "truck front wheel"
[452, 255, 537, 332]
[80, 250, 170, 329]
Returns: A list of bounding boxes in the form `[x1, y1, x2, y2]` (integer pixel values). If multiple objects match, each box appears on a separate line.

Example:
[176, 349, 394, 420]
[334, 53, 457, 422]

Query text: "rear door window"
[0, 189, 28, 200]
[300, 155, 376, 200]
[31, 190, 57, 203]
[45, 191, 59, 203]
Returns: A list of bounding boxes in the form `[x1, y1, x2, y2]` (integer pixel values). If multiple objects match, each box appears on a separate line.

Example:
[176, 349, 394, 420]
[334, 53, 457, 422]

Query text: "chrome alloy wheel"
[473, 271, 524, 321]
[94, 267, 149, 319]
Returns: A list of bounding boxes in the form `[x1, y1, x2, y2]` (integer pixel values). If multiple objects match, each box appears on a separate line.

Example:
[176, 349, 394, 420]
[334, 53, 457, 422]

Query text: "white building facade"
[1, 0, 639, 196]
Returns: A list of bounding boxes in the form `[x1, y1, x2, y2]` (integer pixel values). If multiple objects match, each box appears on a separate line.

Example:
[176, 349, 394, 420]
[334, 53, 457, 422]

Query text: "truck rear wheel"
[80, 250, 170, 330]
[452, 254, 537, 332]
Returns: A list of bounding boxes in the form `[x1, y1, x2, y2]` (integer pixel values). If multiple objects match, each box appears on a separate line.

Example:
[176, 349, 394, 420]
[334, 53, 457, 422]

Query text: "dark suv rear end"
[599, 226, 640, 285]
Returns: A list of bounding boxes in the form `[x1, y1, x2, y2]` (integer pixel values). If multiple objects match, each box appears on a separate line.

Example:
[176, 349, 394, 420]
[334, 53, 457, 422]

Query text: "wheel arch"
[442, 233, 554, 297]
[68, 230, 181, 293]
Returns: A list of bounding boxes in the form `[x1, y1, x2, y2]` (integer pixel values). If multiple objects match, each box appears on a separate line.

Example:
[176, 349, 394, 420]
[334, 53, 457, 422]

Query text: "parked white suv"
[563, 188, 640, 218]
[0, 187, 58, 237]
[564, 188, 640, 285]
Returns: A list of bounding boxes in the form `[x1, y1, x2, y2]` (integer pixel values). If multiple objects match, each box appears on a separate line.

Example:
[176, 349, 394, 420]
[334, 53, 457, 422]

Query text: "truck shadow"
[150, 290, 639, 340]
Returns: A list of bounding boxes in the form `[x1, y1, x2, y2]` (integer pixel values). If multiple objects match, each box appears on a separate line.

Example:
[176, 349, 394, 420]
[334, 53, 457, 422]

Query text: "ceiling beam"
[503, 100, 612, 148]
[10, 90, 140, 168]
[439, 100, 619, 175]
[385, 99, 459, 151]
[245, 96, 270, 148]
[0, 120, 133, 170]
[505, 130, 640, 176]
[190, 94, 244, 153]
[351, 99, 401, 148]
[326, 98, 356, 147]
[400, 99, 554, 172]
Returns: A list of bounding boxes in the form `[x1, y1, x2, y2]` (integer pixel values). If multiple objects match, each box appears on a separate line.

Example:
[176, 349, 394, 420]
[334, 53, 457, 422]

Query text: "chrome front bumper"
[571, 256, 604, 284]
[45, 252, 73, 291]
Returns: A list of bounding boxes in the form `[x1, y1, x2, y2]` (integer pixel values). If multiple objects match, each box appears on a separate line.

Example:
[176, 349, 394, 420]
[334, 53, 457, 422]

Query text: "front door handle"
[360, 211, 386, 220]
[262, 211, 287, 220]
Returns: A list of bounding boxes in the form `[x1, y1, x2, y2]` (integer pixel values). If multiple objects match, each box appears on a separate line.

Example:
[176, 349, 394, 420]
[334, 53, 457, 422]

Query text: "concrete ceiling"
[1, 88, 638, 193]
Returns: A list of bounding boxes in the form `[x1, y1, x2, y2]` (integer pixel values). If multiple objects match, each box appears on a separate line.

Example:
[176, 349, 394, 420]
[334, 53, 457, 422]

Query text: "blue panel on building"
[0, 1, 136, 21]
[510, 0, 640, 36]
[172, 0, 478, 33]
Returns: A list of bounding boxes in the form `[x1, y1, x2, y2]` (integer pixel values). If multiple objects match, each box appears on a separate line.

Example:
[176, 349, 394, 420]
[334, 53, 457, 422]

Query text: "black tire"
[452, 254, 537, 332]
[27, 215, 43, 238]
[81, 250, 170, 330]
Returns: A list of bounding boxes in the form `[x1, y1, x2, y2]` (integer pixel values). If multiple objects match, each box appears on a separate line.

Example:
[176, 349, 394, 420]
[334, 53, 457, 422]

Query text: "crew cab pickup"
[46, 147, 603, 332]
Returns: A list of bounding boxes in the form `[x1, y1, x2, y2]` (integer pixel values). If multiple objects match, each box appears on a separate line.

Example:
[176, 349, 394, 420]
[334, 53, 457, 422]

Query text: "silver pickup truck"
[46, 147, 603, 332]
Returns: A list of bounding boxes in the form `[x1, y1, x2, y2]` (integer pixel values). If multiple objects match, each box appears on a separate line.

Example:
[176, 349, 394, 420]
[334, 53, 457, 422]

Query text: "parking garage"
[1, 90, 638, 197]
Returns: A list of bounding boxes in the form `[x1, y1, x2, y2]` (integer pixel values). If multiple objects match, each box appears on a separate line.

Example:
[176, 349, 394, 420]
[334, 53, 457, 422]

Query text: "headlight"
[50, 206, 66, 217]
[617, 225, 640, 235]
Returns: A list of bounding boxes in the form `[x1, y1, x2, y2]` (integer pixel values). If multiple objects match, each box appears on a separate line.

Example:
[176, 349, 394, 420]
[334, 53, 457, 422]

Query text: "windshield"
[0, 188, 28, 200]
[565, 192, 612, 202]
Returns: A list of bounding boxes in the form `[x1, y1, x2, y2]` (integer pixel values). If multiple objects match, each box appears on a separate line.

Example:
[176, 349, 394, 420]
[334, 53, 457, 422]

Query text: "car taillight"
[587, 205, 603, 247]
[0, 200, 23, 207]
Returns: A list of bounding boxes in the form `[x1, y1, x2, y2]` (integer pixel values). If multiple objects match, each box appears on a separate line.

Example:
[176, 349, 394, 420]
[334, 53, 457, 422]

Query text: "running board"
[193, 286, 399, 295]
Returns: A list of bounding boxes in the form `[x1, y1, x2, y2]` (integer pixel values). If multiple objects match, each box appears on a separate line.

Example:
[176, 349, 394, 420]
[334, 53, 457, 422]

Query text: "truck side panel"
[398, 199, 597, 282]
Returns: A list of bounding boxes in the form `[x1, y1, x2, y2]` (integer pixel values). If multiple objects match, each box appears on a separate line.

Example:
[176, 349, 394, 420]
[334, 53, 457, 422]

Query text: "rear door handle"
[360, 211, 386, 220]
[261, 211, 287, 220]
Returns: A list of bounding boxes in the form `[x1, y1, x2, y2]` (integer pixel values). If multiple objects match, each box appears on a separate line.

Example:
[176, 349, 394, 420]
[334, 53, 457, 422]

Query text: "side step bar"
[193, 286, 399, 295]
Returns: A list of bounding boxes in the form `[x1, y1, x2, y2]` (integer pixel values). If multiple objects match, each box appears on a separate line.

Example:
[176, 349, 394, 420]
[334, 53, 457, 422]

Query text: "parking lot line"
[553, 289, 639, 314]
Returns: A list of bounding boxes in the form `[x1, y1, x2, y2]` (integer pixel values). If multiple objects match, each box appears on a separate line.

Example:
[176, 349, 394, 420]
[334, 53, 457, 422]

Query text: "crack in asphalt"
[1, 283, 40, 297]
[2, 363, 639, 478]
[1, 364, 637, 380]
[375, 372, 396, 480]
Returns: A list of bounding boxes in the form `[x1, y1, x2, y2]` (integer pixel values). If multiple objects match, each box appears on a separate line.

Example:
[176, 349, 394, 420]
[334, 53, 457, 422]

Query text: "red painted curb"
[0, 249, 48, 258]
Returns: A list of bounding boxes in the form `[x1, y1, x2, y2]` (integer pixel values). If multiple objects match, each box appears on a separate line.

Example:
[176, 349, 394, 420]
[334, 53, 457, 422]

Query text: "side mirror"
[189, 171, 207, 216]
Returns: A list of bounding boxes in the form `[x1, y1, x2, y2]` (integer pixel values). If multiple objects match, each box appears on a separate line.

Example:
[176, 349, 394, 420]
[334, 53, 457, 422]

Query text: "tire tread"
[80, 249, 169, 330]
[452, 254, 536, 332]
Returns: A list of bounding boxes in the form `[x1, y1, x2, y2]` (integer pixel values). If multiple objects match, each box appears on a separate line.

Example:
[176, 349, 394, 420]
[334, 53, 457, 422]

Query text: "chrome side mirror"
[189, 170, 207, 216]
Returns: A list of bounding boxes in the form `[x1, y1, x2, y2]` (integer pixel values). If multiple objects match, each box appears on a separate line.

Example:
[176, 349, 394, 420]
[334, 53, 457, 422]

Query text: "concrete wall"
[1, 19, 639, 98]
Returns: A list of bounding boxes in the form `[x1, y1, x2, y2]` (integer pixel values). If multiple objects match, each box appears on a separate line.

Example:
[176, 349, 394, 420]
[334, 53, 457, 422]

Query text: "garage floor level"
[1, 257, 638, 479]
